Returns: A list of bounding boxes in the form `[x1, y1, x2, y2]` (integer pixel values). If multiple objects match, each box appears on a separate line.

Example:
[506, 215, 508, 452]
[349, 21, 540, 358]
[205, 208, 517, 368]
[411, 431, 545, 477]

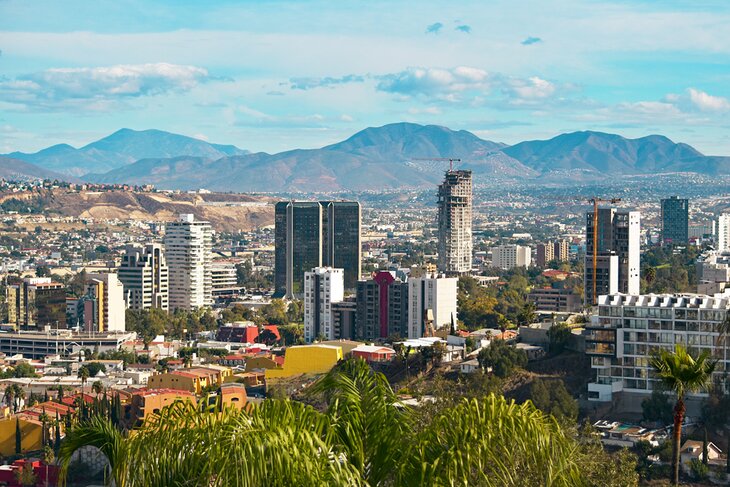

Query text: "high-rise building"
[584, 208, 640, 305]
[661, 196, 689, 245]
[437, 170, 472, 274]
[80, 273, 126, 332]
[586, 292, 730, 402]
[322, 201, 361, 290]
[303, 267, 344, 343]
[332, 299, 357, 340]
[718, 214, 730, 252]
[356, 271, 409, 340]
[553, 239, 570, 262]
[536, 243, 554, 268]
[407, 273, 457, 339]
[165, 214, 213, 310]
[274, 201, 360, 297]
[6, 278, 67, 330]
[118, 243, 169, 311]
[491, 245, 532, 270]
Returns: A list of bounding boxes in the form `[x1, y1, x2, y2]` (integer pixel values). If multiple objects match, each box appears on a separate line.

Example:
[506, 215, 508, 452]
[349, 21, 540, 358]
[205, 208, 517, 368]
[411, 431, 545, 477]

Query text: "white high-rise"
[407, 273, 458, 339]
[717, 214, 730, 251]
[491, 245, 532, 270]
[303, 267, 344, 342]
[164, 214, 213, 310]
[118, 243, 169, 311]
[437, 170, 472, 274]
[85, 273, 126, 332]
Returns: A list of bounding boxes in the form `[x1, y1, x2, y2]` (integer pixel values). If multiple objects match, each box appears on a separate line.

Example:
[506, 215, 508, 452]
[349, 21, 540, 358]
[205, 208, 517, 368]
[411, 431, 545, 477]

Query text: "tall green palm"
[59, 359, 586, 487]
[77, 367, 90, 396]
[650, 344, 716, 485]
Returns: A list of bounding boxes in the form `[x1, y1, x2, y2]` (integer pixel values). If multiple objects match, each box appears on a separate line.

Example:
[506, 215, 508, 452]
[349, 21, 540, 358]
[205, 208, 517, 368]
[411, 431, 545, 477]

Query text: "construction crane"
[411, 157, 462, 171]
[588, 197, 622, 306]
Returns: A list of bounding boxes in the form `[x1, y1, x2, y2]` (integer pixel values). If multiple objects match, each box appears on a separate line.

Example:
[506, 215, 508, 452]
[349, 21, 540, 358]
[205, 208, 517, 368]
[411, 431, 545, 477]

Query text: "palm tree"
[59, 359, 585, 487]
[3, 385, 15, 410]
[77, 366, 90, 396]
[650, 344, 716, 485]
[91, 380, 104, 399]
[14, 385, 26, 413]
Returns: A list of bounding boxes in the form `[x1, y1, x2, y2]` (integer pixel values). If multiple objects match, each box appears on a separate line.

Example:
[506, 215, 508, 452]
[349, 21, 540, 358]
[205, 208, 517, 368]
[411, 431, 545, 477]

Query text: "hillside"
[0, 156, 72, 181]
[8, 123, 730, 191]
[6, 129, 248, 177]
[2, 188, 273, 232]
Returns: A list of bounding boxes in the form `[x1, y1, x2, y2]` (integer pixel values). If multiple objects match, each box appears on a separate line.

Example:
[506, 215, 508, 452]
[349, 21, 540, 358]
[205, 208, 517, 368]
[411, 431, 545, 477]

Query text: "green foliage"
[278, 324, 304, 345]
[79, 362, 106, 379]
[126, 307, 217, 342]
[529, 378, 578, 422]
[477, 339, 527, 377]
[60, 359, 597, 486]
[235, 260, 273, 289]
[259, 299, 288, 325]
[0, 362, 39, 379]
[641, 389, 673, 425]
[689, 458, 710, 481]
[547, 322, 572, 354]
[641, 246, 700, 294]
[15, 461, 36, 487]
[701, 391, 730, 430]
[457, 276, 501, 330]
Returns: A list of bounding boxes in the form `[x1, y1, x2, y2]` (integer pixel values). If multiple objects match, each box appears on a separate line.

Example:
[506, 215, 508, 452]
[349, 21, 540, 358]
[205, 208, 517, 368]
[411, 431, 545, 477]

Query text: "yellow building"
[147, 366, 232, 394]
[244, 356, 280, 372]
[0, 417, 43, 456]
[266, 345, 343, 380]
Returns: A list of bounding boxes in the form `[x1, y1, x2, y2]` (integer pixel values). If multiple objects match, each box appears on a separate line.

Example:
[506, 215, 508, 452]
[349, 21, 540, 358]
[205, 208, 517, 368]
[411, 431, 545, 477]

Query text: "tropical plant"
[77, 366, 90, 395]
[650, 344, 716, 485]
[59, 359, 594, 486]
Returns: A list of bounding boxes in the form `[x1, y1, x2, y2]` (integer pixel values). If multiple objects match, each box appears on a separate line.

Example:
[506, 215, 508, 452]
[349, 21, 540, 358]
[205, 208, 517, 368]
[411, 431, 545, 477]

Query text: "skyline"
[1, 0, 730, 156]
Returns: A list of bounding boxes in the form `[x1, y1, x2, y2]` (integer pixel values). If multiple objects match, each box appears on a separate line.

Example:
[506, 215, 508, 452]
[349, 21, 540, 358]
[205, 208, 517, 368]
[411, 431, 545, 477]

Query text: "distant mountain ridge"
[7, 128, 248, 177]
[5, 123, 729, 191]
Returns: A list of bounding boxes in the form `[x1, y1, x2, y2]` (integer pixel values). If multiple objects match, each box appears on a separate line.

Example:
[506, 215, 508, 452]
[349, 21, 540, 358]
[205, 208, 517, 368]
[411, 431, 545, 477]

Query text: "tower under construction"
[437, 170, 473, 274]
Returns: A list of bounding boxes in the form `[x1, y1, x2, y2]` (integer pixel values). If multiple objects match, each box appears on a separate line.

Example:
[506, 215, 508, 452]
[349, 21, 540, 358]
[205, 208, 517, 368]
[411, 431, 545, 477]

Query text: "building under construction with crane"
[584, 204, 641, 306]
[437, 168, 473, 275]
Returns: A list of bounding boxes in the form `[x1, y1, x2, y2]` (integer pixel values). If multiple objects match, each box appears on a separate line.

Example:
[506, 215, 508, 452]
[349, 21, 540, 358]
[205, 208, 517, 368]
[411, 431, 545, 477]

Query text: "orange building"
[147, 366, 233, 394]
[124, 389, 195, 428]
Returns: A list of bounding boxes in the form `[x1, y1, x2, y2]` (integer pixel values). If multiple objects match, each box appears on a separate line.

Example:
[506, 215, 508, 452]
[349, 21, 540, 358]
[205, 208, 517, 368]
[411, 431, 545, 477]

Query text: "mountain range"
[4, 123, 729, 191]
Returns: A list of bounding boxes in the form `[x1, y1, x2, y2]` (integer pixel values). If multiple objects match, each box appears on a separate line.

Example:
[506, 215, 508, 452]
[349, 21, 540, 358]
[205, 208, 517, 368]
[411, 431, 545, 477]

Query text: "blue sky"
[1, 0, 729, 155]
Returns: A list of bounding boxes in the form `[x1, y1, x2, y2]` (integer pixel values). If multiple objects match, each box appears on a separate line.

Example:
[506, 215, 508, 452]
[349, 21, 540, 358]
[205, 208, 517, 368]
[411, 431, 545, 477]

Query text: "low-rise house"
[593, 421, 661, 448]
[460, 358, 480, 374]
[515, 343, 546, 361]
[680, 440, 723, 472]
[147, 366, 233, 394]
[352, 345, 396, 363]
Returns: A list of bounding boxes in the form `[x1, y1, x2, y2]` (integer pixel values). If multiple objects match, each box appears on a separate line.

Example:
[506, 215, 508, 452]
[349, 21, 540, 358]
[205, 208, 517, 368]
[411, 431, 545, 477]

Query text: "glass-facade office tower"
[437, 170, 472, 274]
[661, 196, 688, 245]
[275, 201, 361, 298]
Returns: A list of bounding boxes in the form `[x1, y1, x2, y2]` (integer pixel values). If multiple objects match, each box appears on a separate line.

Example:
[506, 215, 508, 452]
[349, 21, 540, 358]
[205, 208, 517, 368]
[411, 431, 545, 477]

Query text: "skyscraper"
[584, 208, 640, 305]
[661, 196, 689, 245]
[718, 214, 730, 251]
[536, 242, 554, 268]
[118, 243, 169, 311]
[303, 267, 344, 343]
[274, 201, 360, 297]
[165, 214, 213, 310]
[553, 239, 570, 262]
[437, 170, 472, 274]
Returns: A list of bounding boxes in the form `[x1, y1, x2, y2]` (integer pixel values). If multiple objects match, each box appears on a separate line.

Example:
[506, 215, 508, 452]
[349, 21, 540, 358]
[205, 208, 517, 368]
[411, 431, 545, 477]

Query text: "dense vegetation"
[60, 359, 638, 486]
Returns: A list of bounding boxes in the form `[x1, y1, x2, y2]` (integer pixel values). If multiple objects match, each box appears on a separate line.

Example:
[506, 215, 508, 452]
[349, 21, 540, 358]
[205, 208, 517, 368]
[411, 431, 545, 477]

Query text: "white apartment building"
[407, 273, 458, 339]
[437, 170, 473, 274]
[164, 214, 213, 310]
[118, 243, 169, 311]
[491, 245, 532, 270]
[211, 261, 238, 291]
[587, 292, 730, 402]
[85, 273, 126, 332]
[304, 267, 344, 343]
[718, 214, 730, 251]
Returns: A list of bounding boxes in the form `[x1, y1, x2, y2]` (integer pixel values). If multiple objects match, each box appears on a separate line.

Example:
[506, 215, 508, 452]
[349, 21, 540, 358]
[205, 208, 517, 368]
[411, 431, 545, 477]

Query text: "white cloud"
[686, 88, 730, 113]
[0, 63, 211, 110]
[503, 77, 556, 102]
[377, 66, 492, 101]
